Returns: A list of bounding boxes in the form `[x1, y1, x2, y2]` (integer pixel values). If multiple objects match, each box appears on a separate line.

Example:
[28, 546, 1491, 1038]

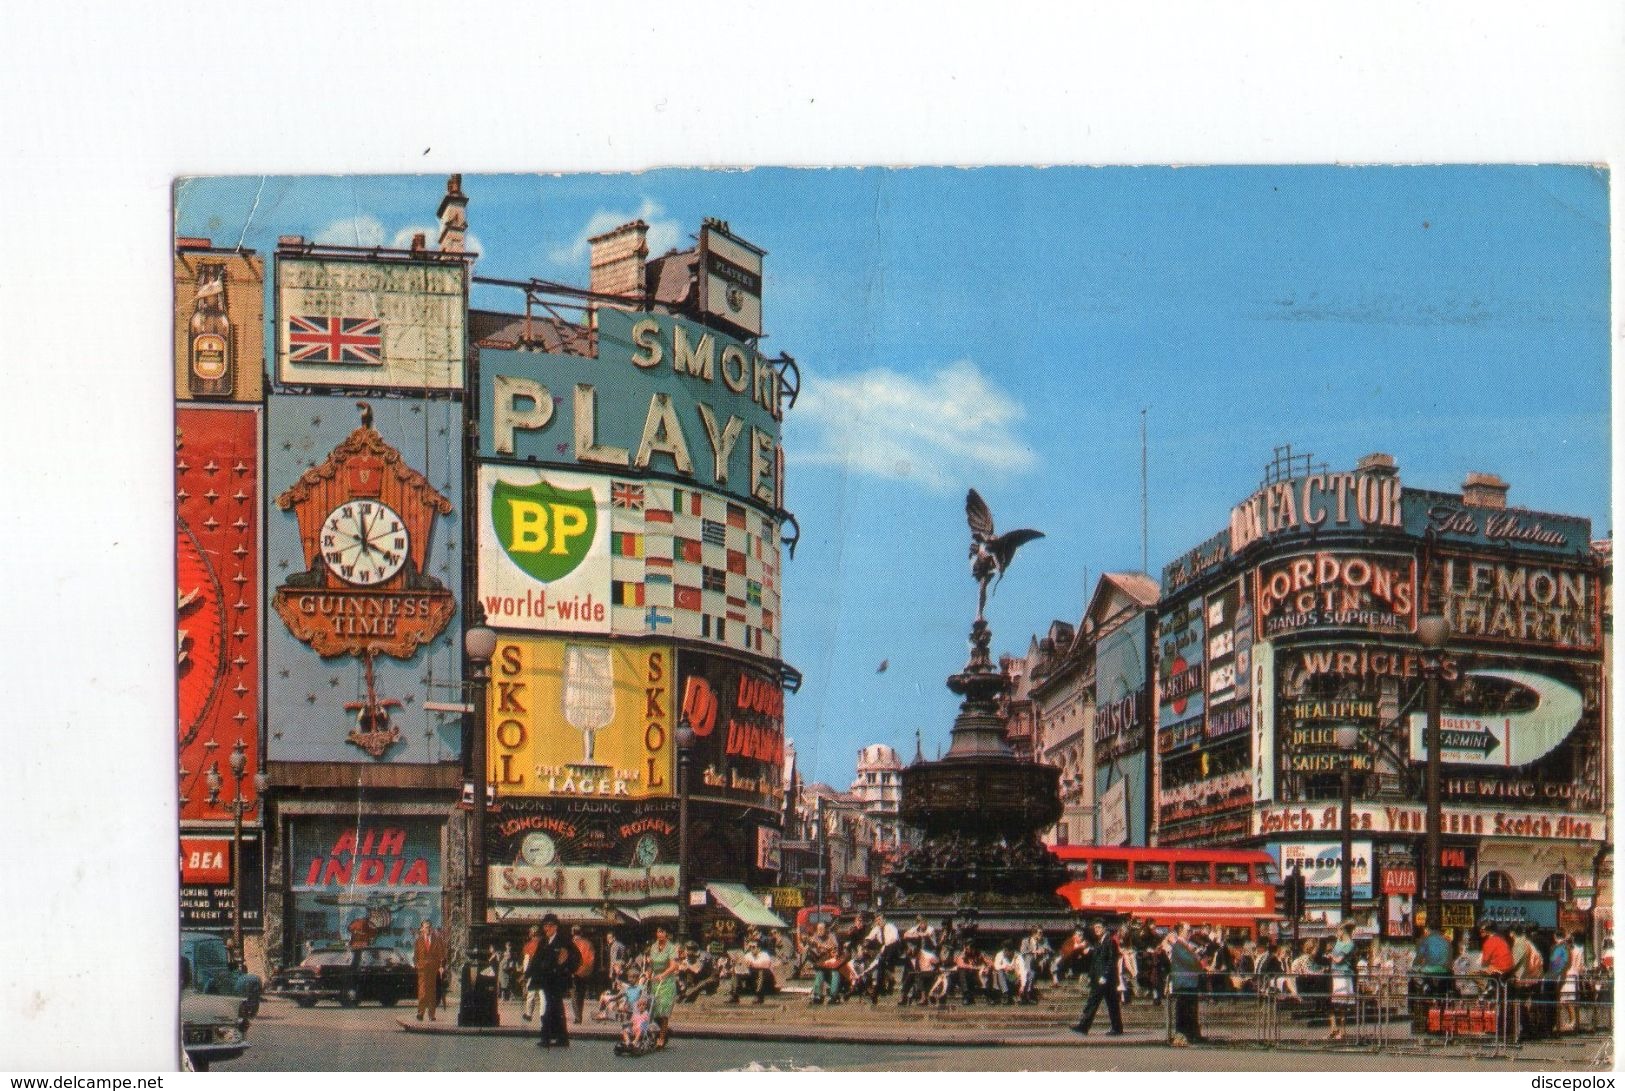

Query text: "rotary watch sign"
[271, 402, 456, 755]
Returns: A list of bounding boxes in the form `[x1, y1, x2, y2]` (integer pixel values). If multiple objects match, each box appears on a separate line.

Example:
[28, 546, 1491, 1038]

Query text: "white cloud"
[315, 214, 387, 247]
[548, 199, 682, 266]
[790, 360, 1037, 492]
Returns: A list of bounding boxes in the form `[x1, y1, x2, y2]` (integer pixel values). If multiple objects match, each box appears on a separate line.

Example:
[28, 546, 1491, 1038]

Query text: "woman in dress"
[646, 926, 681, 1049]
[1326, 923, 1357, 1040]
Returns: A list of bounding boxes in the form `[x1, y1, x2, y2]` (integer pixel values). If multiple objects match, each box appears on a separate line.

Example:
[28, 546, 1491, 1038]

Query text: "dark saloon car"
[180, 931, 262, 1020]
[181, 956, 249, 1070]
[269, 947, 417, 1007]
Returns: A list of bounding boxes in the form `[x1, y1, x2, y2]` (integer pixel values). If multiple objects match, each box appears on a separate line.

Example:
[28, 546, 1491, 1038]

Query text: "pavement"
[395, 981, 1614, 1064]
[400, 987, 1152, 1048]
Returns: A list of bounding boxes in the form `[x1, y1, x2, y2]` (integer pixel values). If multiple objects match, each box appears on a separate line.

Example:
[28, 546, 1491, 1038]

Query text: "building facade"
[173, 180, 802, 974]
[1153, 448, 1609, 941]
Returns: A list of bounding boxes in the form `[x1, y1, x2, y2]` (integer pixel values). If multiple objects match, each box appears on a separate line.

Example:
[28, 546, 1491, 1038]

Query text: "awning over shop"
[615, 903, 678, 923]
[706, 883, 789, 930]
[490, 903, 612, 925]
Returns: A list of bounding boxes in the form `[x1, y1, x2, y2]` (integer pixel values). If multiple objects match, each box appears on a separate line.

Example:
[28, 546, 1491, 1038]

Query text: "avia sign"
[1408, 670, 1582, 768]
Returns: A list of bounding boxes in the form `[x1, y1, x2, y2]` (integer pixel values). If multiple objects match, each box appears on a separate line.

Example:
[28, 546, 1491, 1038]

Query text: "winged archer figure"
[965, 488, 1044, 622]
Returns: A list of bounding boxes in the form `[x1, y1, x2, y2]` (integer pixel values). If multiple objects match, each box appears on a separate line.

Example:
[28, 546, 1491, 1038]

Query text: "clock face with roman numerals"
[321, 500, 409, 586]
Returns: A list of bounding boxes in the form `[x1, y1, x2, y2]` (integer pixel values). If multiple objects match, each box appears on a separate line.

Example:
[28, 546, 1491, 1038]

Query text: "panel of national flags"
[608, 480, 780, 657]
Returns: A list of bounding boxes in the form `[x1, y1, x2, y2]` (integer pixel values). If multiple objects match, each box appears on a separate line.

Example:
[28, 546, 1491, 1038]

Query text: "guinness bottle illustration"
[188, 263, 233, 397]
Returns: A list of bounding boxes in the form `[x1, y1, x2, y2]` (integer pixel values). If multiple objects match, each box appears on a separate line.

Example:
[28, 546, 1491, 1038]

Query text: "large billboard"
[275, 253, 467, 390]
[477, 469, 783, 658]
[287, 817, 445, 961]
[479, 308, 783, 509]
[1155, 594, 1205, 755]
[486, 798, 681, 870]
[1204, 579, 1252, 740]
[180, 834, 263, 931]
[1254, 550, 1416, 641]
[1270, 643, 1604, 813]
[1404, 490, 1593, 560]
[478, 467, 613, 634]
[1271, 840, 1374, 902]
[1229, 467, 1404, 553]
[265, 394, 463, 763]
[175, 247, 265, 403]
[177, 405, 261, 820]
[676, 652, 787, 814]
[1424, 550, 1602, 653]
[487, 637, 675, 801]
[699, 222, 765, 338]
[1095, 614, 1147, 766]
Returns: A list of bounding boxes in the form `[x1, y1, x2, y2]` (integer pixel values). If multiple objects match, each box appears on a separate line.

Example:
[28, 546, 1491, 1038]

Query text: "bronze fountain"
[887, 491, 1073, 933]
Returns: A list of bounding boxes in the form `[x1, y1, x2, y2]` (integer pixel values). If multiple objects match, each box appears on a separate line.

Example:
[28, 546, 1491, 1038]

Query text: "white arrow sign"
[1410, 669, 1583, 768]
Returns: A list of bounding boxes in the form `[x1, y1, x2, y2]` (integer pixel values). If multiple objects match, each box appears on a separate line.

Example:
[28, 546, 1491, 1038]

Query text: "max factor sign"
[1230, 469, 1403, 552]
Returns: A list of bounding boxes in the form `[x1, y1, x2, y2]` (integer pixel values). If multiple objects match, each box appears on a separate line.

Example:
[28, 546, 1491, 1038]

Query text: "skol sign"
[487, 637, 673, 800]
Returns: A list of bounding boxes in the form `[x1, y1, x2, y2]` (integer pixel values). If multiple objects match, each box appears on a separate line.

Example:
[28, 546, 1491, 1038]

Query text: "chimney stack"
[1356, 452, 1399, 477]
[437, 174, 469, 253]
[1462, 471, 1510, 509]
[409, 232, 427, 254]
[589, 220, 649, 301]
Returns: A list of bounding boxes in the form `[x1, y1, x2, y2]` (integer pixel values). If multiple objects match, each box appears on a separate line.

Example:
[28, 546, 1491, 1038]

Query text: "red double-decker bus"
[1051, 845, 1283, 937]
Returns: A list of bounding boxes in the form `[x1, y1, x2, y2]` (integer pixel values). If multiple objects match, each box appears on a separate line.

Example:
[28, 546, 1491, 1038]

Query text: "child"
[615, 996, 655, 1057]
[596, 970, 645, 1022]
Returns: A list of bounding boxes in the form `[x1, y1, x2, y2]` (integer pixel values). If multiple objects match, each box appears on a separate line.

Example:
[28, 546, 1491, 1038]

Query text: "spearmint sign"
[1408, 670, 1582, 768]
[479, 467, 611, 633]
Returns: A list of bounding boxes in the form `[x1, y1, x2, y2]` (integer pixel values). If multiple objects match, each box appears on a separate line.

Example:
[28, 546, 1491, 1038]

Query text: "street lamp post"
[814, 794, 827, 911]
[675, 719, 697, 941]
[1417, 612, 1449, 933]
[206, 738, 267, 968]
[463, 606, 498, 957]
[1334, 723, 1360, 924]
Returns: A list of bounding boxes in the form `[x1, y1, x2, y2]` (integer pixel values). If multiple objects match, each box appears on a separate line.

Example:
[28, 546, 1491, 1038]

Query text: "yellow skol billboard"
[489, 637, 673, 800]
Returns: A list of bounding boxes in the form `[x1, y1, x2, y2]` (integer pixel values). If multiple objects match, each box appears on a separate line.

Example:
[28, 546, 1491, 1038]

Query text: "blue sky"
[175, 166, 1612, 788]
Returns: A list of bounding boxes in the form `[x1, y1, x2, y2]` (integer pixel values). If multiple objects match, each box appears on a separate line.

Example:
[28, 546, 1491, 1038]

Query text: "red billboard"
[176, 406, 261, 822]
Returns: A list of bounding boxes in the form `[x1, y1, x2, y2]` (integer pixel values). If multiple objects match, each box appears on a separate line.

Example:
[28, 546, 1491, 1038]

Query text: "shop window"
[1175, 861, 1212, 884]
[1215, 863, 1250, 885]
[1095, 858, 1129, 882]
[1134, 861, 1170, 883]
[1541, 873, 1575, 902]
[1479, 870, 1514, 895]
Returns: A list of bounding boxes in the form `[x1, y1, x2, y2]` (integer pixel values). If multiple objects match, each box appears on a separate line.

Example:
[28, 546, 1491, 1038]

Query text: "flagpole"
[1140, 409, 1149, 575]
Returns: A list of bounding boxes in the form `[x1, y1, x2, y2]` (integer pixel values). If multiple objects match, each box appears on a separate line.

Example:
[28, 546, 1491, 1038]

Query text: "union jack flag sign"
[287, 315, 384, 365]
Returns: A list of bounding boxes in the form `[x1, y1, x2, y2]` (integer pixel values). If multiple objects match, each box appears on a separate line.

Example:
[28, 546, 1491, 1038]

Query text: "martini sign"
[1409, 669, 1583, 768]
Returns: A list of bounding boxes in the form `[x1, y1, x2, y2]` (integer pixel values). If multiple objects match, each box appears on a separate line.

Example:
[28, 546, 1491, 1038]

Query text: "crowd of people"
[408, 910, 1612, 1052]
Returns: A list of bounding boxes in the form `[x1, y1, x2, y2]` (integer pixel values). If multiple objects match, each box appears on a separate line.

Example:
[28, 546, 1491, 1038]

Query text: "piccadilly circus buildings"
[1014, 447, 1610, 945]
[175, 178, 800, 975]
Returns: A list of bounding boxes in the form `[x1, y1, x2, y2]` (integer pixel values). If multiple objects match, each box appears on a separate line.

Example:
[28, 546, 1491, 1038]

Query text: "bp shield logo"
[491, 478, 598, 583]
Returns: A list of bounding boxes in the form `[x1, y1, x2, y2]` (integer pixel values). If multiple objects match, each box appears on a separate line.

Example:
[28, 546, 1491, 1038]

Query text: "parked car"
[181, 960, 249, 1070]
[269, 946, 417, 1007]
[181, 931, 262, 1020]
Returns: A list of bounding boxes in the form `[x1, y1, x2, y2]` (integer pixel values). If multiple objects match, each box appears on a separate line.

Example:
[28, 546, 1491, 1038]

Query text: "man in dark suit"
[525, 913, 581, 1048]
[1071, 920, 1123, 1035]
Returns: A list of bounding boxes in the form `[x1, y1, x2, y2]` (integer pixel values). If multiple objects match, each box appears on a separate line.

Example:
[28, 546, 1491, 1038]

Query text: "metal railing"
[1155, 968, 1616, 1058]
